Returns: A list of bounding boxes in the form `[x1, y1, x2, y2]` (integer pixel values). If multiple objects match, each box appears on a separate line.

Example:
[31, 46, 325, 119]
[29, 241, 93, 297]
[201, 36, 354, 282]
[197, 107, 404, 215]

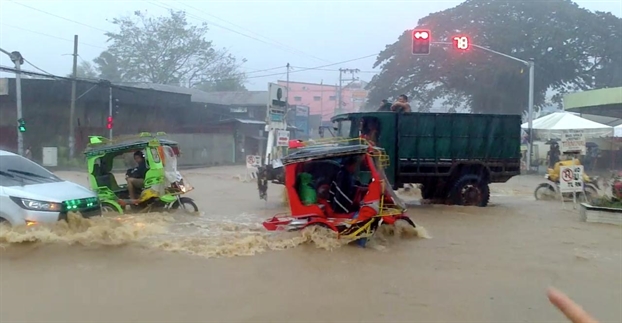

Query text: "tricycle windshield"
[336, 119, 354, 137]
[375, 156, 406, 211]
[162, 145, 183, 185]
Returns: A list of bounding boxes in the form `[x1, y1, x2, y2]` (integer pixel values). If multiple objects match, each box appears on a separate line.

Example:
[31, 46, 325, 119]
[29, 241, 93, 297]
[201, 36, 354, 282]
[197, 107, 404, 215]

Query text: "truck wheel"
[450, 175, 490, 207]
[420, 185, 433, 199]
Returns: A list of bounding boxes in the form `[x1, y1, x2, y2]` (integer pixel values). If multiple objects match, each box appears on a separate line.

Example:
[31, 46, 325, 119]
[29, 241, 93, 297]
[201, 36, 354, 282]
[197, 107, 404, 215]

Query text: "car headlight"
[10, 197, 62, 212]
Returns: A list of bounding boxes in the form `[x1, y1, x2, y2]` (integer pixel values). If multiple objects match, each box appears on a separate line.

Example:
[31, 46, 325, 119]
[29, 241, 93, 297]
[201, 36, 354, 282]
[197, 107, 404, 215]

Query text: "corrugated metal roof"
[115, 82, 268, 106]
[199, 91, 268, 106]
[219, 118, 265, 125]
[114, 82, 215, 103]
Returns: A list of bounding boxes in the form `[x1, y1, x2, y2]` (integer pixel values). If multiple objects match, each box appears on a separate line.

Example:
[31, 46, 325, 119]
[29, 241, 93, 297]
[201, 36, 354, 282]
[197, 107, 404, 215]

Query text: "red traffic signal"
[412, 29, 431, 55]
[106, 116, 113, 129]
[452, 36, 470, 50]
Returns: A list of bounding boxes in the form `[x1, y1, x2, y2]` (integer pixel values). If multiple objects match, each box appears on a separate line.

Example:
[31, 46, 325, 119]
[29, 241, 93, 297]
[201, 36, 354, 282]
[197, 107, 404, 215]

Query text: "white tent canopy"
[615, 124, 622, 137]
[521, 112, 613, 139]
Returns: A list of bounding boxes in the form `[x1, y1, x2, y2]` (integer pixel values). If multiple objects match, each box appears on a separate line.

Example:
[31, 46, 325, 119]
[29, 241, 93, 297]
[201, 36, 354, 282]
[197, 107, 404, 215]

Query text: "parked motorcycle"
[534, 160, 600, 202]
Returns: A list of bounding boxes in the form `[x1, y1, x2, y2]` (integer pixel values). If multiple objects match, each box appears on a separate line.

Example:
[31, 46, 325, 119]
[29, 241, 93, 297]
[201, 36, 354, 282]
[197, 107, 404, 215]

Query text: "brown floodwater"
[1, 166, 620, 322]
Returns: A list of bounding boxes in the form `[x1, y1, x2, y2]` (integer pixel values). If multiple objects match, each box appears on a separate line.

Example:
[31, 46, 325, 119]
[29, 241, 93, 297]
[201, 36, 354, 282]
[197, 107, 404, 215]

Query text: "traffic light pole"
[108, 86, 113, 139]
[0, 48, 24, 156]
[433, 42, 535, 170]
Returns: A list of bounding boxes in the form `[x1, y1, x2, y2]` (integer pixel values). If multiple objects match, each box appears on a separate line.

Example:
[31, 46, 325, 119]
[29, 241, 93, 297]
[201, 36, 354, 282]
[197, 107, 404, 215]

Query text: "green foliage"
[93, 10, 247, 90]
[592, 197, 622, 209]
[367, 0, 622, 114]
[66, 61, 100, 79]
[93, 51, 123, 82]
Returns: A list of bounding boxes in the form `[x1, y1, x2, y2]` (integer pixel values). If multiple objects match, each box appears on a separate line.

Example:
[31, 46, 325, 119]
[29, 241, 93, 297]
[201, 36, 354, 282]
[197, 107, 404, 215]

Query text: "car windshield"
[0, 155, 63, 186]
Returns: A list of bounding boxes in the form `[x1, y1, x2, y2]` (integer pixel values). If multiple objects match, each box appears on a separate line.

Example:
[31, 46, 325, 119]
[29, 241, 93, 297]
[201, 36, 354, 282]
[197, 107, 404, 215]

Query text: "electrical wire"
[7, 0, 109, 33]
[0, 23, 107, 50]
[175, 1, 331, 63]
[291, 66, 379, 74]
[22, 58, 55, 76]
[146, 0, 331, 64]
[8, 0, 329, 65]
[1, 52, 377, 83]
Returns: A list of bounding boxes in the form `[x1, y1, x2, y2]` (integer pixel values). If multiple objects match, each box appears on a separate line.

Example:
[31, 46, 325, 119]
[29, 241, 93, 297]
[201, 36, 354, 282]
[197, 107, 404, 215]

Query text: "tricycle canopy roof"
[282, 143, 379, 165]
[83, 132, 179, 157]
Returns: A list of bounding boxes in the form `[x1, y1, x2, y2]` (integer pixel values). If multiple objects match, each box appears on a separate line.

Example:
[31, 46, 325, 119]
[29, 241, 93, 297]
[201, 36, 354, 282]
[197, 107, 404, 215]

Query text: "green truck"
[328, 112, 522, 206]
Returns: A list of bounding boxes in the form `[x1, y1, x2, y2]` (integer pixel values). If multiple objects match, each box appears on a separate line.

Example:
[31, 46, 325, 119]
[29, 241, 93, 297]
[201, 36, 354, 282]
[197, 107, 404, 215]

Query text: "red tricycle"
[262, 138, 417, 246]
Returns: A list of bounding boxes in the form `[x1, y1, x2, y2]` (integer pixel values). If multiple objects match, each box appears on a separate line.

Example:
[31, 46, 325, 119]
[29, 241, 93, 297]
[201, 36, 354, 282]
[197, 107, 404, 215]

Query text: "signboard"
[561, 130, 586, 155]
[267, 83, 288, 130]
[559, 165, 584, 193]
[276, 130, 290, 146]
[245, 155, 261, 169]
[42, 147, 58, 167]
[295, 105, 310, 138]
[0, 78, 8, 96]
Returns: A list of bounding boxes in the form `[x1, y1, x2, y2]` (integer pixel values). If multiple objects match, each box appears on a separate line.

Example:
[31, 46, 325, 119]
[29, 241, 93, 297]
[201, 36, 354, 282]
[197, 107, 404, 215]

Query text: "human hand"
[547, 287, 598, 323]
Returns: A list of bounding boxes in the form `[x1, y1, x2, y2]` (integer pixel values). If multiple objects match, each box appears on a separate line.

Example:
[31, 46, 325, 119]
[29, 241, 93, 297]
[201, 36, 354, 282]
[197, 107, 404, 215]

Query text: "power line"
[146, 0, 330, 64]
[7, 0, 109, 33]
[243, 66, 286, 75]
[0, 23, 107, 50]
[235, 54, 378, 80]
[291, 66, 379, 74]
[22, 58, 55, 76]
[1, 53, 377, 83]
[175, 1, 331, 64]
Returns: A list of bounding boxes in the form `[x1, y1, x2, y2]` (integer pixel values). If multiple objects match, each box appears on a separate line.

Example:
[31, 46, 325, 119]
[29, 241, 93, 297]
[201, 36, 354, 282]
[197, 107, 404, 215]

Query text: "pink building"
[277, 80, 369, 121]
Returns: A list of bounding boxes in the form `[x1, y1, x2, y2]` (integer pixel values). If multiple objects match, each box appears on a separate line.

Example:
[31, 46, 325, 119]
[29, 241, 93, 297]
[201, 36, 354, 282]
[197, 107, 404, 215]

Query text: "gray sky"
[1, 0, 620, 91]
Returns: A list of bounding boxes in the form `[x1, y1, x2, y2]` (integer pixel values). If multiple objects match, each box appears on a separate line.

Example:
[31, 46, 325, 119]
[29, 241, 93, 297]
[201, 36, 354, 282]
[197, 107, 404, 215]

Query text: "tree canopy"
[76, 10, 247, 91]
[366, 0, 622, 114]
[67, 61, 99, 79]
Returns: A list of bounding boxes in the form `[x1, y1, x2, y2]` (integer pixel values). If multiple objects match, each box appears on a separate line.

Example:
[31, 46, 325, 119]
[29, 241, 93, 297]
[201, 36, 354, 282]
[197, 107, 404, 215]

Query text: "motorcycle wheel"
[582, 185, 599, 204]
[534, 183, 556, 200]
[170, 197, 199, 214]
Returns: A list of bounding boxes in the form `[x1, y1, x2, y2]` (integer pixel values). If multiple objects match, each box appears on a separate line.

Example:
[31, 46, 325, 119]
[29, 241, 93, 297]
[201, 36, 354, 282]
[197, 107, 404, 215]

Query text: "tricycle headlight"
[10, 197, 62, 212]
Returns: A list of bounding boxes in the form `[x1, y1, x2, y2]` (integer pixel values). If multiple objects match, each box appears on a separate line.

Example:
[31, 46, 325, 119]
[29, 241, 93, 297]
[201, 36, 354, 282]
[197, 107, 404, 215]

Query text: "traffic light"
[106, 116, 113, 130]
[17, 118, 26, 132]
[113, 98, 120, 115]
[412, 29, 431, 55]
[452, 36, 470, 50]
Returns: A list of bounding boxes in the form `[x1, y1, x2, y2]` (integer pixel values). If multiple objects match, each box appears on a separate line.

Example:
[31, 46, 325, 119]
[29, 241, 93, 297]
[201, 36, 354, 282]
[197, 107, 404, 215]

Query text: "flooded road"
[1, 166, 621, 322]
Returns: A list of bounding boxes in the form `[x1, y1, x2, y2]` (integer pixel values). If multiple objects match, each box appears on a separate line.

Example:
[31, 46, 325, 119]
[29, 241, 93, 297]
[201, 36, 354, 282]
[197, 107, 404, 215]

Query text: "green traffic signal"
[17, 118, 26, 132]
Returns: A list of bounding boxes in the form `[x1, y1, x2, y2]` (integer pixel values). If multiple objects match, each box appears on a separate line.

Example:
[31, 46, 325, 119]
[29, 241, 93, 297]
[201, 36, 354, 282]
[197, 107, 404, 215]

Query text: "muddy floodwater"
[1, 166, 621, 322]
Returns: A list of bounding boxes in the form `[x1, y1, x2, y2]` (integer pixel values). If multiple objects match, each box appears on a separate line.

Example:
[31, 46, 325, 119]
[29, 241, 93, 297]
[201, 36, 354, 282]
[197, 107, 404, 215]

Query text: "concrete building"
[277, 80, 369, 121]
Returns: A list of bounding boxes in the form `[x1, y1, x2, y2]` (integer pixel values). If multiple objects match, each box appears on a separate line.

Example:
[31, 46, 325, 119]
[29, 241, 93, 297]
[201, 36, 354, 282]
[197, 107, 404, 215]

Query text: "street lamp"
[0, 48, 25, 156]
[433, 41, 536, 170]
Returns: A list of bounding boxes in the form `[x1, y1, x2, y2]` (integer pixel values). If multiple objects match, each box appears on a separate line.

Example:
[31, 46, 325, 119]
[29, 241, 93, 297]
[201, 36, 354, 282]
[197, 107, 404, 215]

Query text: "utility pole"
[285, 63, 290, 102]
[285, 63, 292, 129]
[337, 68, 360, 116]
[320, 79, 324, 124]
[69, 35, 78, 158]
[0, 48, 24, 156]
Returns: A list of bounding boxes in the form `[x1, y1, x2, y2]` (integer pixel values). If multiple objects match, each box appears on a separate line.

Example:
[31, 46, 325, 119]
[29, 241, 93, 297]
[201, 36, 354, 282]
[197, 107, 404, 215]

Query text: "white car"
[0, 150, 101, 226]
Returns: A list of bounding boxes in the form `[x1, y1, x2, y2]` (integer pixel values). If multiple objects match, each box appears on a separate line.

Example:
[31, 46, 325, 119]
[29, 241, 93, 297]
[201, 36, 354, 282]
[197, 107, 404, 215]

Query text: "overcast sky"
[1, 0, 620, 91]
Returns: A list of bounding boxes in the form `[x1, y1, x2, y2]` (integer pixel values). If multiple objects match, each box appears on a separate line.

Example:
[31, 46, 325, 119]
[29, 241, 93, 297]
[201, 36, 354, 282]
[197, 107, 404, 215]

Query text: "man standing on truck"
[391, 94, 411, 113]
[377, 99, 392, 111]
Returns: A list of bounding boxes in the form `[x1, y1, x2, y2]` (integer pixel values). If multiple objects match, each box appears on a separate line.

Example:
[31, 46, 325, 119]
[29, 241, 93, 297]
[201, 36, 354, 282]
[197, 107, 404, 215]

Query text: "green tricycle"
[84, 132, 199, 214]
